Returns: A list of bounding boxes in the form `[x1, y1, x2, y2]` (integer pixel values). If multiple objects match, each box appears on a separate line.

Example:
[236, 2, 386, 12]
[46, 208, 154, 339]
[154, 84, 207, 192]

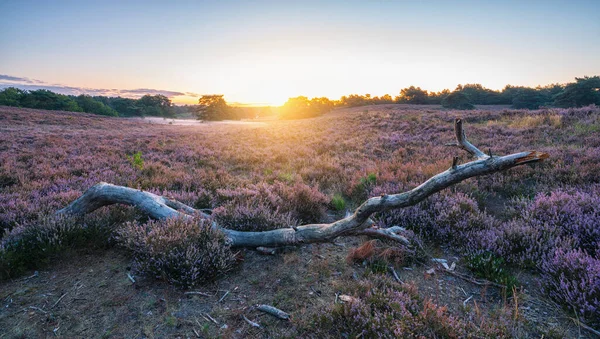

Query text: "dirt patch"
[1, 239, 580, 338]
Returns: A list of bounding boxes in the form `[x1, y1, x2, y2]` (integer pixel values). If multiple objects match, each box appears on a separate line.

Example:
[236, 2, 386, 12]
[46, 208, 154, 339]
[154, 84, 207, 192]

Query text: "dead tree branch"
[57, 119, 548, 248]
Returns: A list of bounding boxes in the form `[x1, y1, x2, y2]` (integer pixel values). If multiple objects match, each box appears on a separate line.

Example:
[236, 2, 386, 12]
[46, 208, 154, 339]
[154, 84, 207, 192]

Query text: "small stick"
[21, 271, 39, 281]
[256, 304, 290, 320]
[184, 291, 211, 297]
[242, 315, 261, 328]
[127, 273, 136, 283]
[205, 313, 218, 324]
[52, 293, 67, 309]
[463, 295, 473, 307]
[388, 266, 404, 284]
[451, 156, 459, 169]
[28, 306, 47, 314]
[193, 328, 201, 338]
[218, 290, 230, 303]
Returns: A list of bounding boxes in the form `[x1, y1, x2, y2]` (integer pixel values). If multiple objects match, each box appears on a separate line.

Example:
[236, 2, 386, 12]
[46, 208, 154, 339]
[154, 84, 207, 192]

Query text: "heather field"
[1, 104, 600, 338]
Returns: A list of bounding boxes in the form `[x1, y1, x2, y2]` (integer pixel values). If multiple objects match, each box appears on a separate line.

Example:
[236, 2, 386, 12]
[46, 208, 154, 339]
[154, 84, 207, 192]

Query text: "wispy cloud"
[0, 74, 45, 84]
[0, 74, 192, 99]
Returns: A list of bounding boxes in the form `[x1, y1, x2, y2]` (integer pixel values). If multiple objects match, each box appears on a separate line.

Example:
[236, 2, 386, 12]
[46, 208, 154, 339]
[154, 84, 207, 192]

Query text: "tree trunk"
[57, 119, 548, 248]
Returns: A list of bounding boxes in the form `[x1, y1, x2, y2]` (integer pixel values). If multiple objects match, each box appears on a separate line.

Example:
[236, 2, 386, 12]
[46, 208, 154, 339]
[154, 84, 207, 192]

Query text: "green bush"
[466, 252, 518, 294]
[331, 193, 346, 211]
[129, 151, 144, 170]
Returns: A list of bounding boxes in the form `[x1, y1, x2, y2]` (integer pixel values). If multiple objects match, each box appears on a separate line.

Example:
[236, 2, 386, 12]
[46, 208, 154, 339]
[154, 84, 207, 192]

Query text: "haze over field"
[1, 0, 599, 106]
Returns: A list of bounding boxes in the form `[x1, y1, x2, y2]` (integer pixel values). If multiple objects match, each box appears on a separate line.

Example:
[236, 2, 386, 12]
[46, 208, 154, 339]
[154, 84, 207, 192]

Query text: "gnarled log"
[57, 119, 548, 247]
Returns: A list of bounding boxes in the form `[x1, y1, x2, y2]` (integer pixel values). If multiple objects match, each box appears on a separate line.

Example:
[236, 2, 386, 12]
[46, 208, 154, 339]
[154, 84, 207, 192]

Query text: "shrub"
[129, 151, 144, 170]
[116, 217, 236, 287]
[540, 248, 600, 326]
[347, 239, 408, 272]
[380, 192, 496, 245]
[351, 173, 377, 201]
[212, 201, 297, 232]
[330, 193, 346, 211]
[305, 275, 512, 338]
[0, 214, 115, 280]
[465, 252, 518, 294]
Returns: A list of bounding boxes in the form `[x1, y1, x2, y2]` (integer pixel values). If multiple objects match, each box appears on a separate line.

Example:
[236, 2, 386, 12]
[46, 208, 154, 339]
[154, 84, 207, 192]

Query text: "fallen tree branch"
[56, 119, 548, 248]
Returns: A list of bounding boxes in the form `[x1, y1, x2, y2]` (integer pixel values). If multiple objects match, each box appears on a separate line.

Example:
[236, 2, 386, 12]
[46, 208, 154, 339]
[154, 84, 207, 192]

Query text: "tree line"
[0, 88, 175, 117]
[337, 76, 600, 110]
[195, 76, 599, 120]
[1, 75, 598, 120]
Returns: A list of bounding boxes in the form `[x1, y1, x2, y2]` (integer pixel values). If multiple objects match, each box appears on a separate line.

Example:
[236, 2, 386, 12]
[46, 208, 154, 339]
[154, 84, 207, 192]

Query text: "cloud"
[0, 74, 44, 84]
[0, 74, 191, 99]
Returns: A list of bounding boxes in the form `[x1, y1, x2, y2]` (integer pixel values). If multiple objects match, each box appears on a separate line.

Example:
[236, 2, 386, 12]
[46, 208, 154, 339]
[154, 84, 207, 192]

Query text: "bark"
[57, 119, 548, 248]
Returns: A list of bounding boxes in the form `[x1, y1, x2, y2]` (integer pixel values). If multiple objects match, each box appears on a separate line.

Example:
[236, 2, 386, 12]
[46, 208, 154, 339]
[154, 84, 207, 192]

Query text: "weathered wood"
[57, 119, 548, 248]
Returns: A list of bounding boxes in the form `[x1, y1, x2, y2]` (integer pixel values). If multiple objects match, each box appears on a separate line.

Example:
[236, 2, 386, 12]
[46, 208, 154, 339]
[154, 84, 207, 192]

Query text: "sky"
[1, 0, 599, 106]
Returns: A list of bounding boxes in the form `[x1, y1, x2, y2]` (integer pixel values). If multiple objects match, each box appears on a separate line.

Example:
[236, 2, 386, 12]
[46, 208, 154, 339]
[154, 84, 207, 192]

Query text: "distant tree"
[138, 95, 173, 117]
[20, 89, 82, 112]
[279, 96, 333, 119]
[280, 96, 311, 119]
[396, 86, 428, 104]
[427, 89, 451, 105]
[0, 87, 26, 107]
[454, 84, 504, 105]
[106, 97, 142, 117]
[441, 91, 474, 110]
[75, 95, 119, 116]
[196, 95, 231, 121]
[511, 88, 546, 109]
[553, 76, 600, 108]
[341, 94, 369, 107]
[309, 97, 334, 114]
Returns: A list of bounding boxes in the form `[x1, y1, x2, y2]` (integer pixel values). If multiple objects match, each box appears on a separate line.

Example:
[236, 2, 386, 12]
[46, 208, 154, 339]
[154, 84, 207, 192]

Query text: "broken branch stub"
[57, 119, 548, 248]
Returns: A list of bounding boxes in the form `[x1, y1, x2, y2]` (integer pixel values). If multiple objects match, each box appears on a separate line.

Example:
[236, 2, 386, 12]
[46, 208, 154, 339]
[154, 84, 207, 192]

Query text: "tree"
[511, 88, 546, 109]
[396, 86, 428, 104]
[58, 119, 548, 248]
[75, 95, 119, 116]
[196, 95, 231, 121]
[0, 87, 26, 107]
[279, 96, 333, 119]
[441, 91, 474, 110]
[455, 84, 504, 105]
[553, 76, 600, 108]
[138, 95, 173, 117]
[19, 89, 82, 112]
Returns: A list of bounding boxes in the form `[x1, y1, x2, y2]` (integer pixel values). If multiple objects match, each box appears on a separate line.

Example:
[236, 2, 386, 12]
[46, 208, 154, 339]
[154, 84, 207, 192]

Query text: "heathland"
[0, 104, 599, 337]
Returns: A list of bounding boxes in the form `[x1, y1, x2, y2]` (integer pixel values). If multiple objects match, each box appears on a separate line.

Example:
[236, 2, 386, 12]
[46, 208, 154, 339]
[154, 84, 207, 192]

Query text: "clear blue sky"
[1, 0, 599, 105]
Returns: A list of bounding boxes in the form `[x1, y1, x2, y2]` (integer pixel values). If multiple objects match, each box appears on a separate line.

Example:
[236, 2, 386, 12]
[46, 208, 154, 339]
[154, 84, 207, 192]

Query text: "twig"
[52, 293, 67, 309]
[388, 266, 404, 284]
[218, 290, 230, 303]
[28, 306, 47, 314]
[193, 328, 201, 338]
[127, 272, 136, 283]
[256, 304, 290, 320]
[21, 271, 39, 281]
[205, 313, 218, 324]
[184, 291, 211, 297]
[242, 315, 261, 328]
[463, 295, 473, 307]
